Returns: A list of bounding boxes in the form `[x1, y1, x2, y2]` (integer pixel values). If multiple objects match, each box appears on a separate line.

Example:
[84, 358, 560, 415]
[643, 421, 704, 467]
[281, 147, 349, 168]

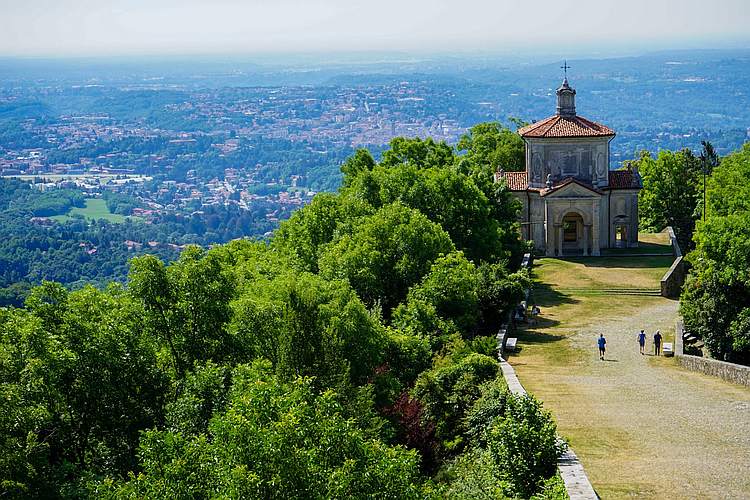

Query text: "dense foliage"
[681, 142, 750, 364]
[0, 137, 565, 498]
[633, 149, 702, 251]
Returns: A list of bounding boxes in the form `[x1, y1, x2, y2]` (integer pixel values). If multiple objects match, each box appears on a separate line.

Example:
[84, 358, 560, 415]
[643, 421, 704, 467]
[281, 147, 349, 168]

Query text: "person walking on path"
[654, 330, 662, 356]
[638, 330, 647, 355]
[598, 333, 607, 360]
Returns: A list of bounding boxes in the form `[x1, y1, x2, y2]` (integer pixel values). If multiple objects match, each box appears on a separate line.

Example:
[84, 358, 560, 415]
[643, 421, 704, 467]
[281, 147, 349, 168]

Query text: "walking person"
[598, 333, 606, 360]
[654, 330, 662, 356]
[638, 329, 646, 355]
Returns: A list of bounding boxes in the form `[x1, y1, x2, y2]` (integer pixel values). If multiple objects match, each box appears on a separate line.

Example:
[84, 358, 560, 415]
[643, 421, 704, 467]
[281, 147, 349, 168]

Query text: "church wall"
[530, 194, 546, 251]
[606, 189, 640, 248]
[511, 192, 529, 240]
[600, 195, 610, 249]
[525, 137, 611, 189]
[511, 191, 546, 251]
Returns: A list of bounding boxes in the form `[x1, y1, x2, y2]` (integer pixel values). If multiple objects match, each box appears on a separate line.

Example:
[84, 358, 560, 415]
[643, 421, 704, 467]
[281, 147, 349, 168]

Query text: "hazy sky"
[2, 0, 750, 57]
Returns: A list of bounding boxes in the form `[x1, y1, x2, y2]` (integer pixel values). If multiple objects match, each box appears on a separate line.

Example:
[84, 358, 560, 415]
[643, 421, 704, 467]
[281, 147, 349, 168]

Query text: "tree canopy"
[680, 142, 750, 365]
[0, 131, 565, 499]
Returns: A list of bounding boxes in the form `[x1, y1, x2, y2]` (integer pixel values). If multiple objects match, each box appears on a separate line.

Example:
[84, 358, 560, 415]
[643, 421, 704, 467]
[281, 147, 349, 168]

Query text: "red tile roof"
[518, 114, 615, 138]
[498, 170, 640, 192]
[608, 169, 641, 189]
[498, 170, 528, 191]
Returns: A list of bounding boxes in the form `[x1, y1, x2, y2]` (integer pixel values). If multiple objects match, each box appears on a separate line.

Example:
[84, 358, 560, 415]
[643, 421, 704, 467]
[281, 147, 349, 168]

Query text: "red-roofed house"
[496, 76, 641, 256]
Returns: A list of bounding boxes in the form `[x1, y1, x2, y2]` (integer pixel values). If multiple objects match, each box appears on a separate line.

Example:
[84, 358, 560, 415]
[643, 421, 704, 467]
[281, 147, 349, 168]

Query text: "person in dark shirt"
[638, 330, 646, 355]
[654, 330, 663, 356]
[598, 334, 606, 360]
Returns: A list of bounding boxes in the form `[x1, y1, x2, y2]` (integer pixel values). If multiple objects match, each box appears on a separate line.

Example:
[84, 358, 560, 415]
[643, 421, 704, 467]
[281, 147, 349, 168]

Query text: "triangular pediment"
[542, 179, 602, 198]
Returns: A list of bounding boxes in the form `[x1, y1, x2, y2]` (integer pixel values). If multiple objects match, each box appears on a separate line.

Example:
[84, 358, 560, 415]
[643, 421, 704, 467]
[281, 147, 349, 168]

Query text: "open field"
[51, 198, 131, 223]
[510, 252, 750, 499]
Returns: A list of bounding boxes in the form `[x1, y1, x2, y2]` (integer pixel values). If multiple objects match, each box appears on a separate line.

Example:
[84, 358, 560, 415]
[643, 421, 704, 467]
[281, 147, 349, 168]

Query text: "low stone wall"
[666, 226, 682, 257]
[676, 355, 750, 387]
[660, 256, 685, 298]
[674, 318, 750, 387]
[660, 227, 686, 298]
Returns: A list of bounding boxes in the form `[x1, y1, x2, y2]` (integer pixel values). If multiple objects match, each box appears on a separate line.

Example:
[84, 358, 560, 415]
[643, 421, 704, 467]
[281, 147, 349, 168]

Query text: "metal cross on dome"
[561, 60, 571, 78]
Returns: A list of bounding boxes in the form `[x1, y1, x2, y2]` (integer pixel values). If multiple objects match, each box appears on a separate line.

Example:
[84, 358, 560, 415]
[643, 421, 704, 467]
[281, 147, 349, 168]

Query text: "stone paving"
[512, 295, 750, 499]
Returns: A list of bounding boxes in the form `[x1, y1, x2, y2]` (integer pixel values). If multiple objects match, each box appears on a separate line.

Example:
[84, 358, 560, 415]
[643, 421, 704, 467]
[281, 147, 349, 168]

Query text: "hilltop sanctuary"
[497, 77, 642, 256]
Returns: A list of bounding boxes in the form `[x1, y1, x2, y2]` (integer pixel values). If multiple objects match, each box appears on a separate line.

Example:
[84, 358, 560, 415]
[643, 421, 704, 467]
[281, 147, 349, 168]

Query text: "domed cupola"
[556, 77, 576, 116]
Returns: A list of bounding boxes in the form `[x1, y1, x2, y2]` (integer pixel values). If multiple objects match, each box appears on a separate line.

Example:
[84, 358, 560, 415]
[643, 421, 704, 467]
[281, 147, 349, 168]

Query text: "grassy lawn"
[51, 198, 132, 223]
[510, 249, 750, 498]
[601, 230, 673, 255]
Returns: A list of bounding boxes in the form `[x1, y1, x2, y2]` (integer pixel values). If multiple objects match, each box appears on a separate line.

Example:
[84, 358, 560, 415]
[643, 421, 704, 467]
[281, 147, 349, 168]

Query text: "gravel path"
[512, 299, 750, 499]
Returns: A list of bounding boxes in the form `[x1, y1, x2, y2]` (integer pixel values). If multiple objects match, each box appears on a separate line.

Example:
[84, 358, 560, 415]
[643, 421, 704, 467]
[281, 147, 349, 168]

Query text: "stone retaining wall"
[675, 355, 750, 387]
[660, 227, 686, 298]
[660, 256, 685, 298]
[674, 318, 750, 387]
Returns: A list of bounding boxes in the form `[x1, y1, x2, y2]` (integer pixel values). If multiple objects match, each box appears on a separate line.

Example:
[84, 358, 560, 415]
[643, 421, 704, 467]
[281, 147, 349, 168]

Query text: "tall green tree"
[457, 121, 526, 174]
[94, 361, 428, 499]
[1, 284, 167, 495]
[680, 142, 750, 365]
[635, 149, 701, 250]
[129, 246, 235, 376]
[318, 202, 455, 314]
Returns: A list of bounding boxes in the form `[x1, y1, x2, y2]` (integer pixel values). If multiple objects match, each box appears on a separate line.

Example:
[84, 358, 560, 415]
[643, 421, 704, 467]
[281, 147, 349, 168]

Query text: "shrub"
[488, 393, 565, 498]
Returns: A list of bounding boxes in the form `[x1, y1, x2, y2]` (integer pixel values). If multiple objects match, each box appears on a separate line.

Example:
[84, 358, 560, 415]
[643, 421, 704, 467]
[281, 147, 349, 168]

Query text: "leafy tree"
[457, 121, 526, 173]
[95, 361, 428, 499]
[407, 252, 480, 334]
[1, 284, 167, 495]
[487, 393, 565, 498]
[705, 142, 750, 217]
[319, 202, 455, 313]
[165, 361, 232, 436]
[680, 211, 750, 364]
[274, 193, 373, 272]
[680, 142, 750, 365]
[380, 136, 455, 170]
[128, 247, 235, 376]
[413, 349, 498, 451]
[441, 447, 508, 499]
[340, 148, 377, 187]
[230, 271, 386, 386]
[635, 149, 701, 250]
[477, 262, 531, 327]
[344, 163, 518, 263]
[464, 377, 510, 446]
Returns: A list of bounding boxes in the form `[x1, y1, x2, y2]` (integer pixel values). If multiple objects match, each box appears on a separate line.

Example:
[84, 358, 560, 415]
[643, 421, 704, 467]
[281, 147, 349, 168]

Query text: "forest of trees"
[634, 141, 750, 365]
[0, 135, 567, 498]
[0, 179, 281, 307]
[679, 143, 750, 365]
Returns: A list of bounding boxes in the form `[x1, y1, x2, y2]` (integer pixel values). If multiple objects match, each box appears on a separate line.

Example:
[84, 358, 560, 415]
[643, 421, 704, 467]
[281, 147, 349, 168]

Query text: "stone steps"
[551, 287, 662, 296]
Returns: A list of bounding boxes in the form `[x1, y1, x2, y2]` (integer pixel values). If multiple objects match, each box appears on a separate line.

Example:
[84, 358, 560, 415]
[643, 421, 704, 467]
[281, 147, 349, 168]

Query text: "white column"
[545, 203, 554, 256]
[558, 225, 564, 257]
[592, 200, 601, 256]
[583, 225, 590, 256]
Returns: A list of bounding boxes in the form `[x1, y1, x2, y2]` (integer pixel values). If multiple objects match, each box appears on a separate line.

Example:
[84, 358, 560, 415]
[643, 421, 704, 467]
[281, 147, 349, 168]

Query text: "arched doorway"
[613, 216, 629, 248]
[562, 213, 584, 252]
[555, 210, 593, 256]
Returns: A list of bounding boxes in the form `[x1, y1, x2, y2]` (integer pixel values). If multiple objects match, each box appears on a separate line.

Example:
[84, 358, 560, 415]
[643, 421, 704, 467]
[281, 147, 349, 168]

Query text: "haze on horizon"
[2, 0, 750, 58]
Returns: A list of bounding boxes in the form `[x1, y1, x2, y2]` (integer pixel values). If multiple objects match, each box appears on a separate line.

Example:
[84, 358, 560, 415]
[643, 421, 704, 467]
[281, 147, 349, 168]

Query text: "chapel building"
[496, 76, 641, 256]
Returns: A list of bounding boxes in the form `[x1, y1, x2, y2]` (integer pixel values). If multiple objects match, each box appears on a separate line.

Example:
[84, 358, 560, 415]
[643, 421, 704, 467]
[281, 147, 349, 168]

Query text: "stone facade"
[498, 78, 642, 255]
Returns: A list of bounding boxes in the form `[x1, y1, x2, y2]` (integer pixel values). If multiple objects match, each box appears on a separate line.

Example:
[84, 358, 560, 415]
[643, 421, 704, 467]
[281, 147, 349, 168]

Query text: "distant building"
[496, 76, 642, 256]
